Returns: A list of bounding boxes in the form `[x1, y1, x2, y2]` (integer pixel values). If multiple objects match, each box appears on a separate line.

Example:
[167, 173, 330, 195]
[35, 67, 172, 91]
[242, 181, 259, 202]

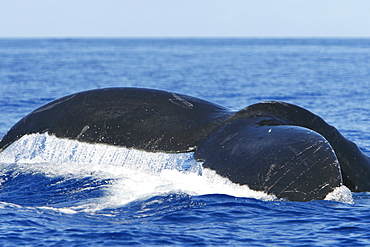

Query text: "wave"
[0, 133, 353, 212]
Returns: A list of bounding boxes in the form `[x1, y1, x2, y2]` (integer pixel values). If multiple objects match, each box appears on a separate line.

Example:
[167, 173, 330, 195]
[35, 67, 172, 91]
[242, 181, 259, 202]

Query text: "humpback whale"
[1, 88, 370, 201]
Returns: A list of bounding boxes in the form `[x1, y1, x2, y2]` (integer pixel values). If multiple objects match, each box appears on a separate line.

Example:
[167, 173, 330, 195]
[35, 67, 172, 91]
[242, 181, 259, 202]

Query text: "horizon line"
[1, 36, 370, 40]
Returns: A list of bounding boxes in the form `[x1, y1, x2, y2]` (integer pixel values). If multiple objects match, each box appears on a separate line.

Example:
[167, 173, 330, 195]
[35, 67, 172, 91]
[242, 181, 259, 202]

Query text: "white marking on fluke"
[169, 93, 194, 109]
[76, 125, 90, 139]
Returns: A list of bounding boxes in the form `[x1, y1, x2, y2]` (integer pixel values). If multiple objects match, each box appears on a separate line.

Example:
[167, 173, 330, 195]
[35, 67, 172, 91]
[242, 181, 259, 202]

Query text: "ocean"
[1, 38, 370, 246]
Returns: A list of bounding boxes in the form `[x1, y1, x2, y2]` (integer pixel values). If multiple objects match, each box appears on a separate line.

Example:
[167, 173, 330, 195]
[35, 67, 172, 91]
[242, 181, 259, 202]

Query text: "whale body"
[1, 88, 370, 201]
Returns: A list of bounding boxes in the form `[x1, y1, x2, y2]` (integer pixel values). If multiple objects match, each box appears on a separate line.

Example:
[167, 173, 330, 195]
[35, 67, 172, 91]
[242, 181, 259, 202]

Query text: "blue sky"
[1, 0, 369, 38]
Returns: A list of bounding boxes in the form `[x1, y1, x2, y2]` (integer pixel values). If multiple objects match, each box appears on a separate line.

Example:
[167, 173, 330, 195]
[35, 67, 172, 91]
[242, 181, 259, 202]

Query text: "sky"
[1, 0, 370, 38]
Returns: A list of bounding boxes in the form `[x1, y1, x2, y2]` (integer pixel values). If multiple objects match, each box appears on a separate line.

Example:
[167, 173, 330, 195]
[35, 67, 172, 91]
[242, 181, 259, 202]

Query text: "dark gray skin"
[1, 88, 369, 201]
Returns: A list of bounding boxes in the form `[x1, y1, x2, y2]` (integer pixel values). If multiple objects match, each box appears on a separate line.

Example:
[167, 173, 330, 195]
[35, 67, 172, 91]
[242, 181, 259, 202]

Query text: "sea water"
[1, 38, 370, 246]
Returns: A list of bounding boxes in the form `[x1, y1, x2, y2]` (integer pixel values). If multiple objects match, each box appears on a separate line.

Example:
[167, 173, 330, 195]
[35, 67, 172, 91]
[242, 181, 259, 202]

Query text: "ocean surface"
[1, 38, 370, 246]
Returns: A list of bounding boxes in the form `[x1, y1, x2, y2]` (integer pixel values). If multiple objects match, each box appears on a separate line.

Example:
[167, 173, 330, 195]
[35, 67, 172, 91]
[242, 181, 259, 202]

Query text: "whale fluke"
[1, 88, 370, 201]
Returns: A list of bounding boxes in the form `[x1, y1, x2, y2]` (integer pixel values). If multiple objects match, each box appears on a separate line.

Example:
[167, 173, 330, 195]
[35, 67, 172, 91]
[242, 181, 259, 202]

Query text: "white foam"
[324, 185, 354, 204]
[87, 168, 277, 212]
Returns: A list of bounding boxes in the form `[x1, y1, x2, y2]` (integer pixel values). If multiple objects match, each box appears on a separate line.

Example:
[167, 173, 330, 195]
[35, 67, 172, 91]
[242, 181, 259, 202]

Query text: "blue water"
[1, 38, 370, 246]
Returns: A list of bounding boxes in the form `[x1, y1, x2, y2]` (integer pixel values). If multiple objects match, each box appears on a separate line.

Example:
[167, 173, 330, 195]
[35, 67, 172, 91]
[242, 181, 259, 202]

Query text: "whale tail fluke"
[1, 88, 370, 201]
